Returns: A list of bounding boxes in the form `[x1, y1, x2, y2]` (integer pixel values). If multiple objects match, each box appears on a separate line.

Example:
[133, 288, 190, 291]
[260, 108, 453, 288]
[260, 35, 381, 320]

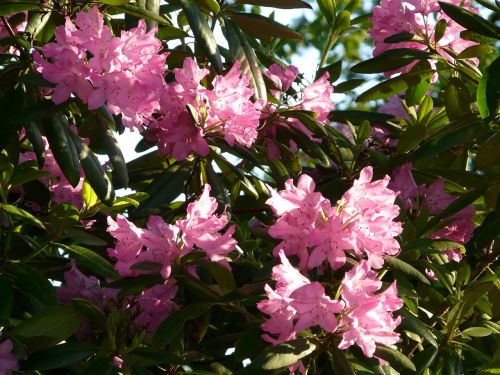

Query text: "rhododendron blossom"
[34, 6, 166, 129]
[370, 0, 478, 77]
[0, 339, 18, 375]
[267, 167, 402, 271]
[257, 251, 343, 345]
[390, 163, 475, 261]
[339, 261, 403, 358]
[148, 58, 263, 159]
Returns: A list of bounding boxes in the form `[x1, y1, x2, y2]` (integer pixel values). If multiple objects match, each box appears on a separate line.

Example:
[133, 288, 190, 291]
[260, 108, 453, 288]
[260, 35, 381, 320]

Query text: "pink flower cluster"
[0, 339, 18, 375]
[370, 0, 478, 76]
[390, 163, 475, 261]
[19, 133, 84, 208]
[267, 166, 402, 271]
[34, 6, 166, 130]
[259, 167, 403, 368]
[147, 58, 263, 159]
[105, 184, 236, 333]
[338, 261, 403, 357]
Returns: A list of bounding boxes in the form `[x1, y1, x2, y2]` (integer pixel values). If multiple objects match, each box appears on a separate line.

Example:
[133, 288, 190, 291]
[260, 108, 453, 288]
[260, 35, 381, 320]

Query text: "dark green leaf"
[223, 19, 267, 101]
[316, 60, 342, 82]
[23, 342, 98, 370]
[351, 49, 429, 74]
[384, 32, 415, 43]
[476, 131, 500, 174]
[234, 0, 311, 9]
[438, 2, 500, 39]
[12, 305, 81, 340]
[24, 122, 46, 168]
[49, 204, 79, 235]
[399, 309, 438, 347]
[434, 19, 447, 43]
[444, 77, 471, 120]
[227, 11, 302, 42]
[67, 129, 115, 206]
[374, 345, 416, 372]
[42, 115, 81, 187]
[9, 162, 50, 187]
[0, 1, 39, 15]
[180, 0, 223, 73]
[1, 204, 44, 229]
[250, 338, 316, 370]
[458, 44, 496, 59]
[357, 69, 434, 102]
[59, 243, 119, 280]
[335, 78, 364, 93]
[0, 275, 14, 320]
[330, 347, 356, 375]
[113, 3, 171, 25]
[385, 256, 430, 285]
[397, 125, 426, 154]
[477, 56, 500, 119]
[153, 303, 211, 346]
[329, 110, 394, 123]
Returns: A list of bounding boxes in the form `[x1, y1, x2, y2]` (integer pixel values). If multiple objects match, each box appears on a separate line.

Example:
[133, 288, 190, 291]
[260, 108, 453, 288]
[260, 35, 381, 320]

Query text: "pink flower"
[0, 339, 18, 375]
[307, 214, 351, 270]
[134, 280, 179, 336]
[389, 163, 418, 211]
[264, 64, 299, 93]
[258, 251, 342, 344]
[299, 73, 334, 123]
[148, 58, 262, 159]
[107, 215, 179, 278]
[267, 174, 331, 269]
[339, 167, 402, 268]
[176, 184, 236, 268]
[35, 6, 166, 130]
[290, 282, 343, 333]
[339, 261, 403, 358]
[369, 0, 478, 78]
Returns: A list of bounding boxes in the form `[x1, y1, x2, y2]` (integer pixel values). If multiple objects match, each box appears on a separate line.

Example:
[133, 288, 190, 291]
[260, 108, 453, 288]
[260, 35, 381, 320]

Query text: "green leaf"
[180, 0, 223, 73]
[129, 163, 190, 219]
[223, 18, 267, 101]
[13, 265, 58, 312]
[476, 131, 500, 175]
[444, 77, 471, 120]
[96, 109, 129, 189]
[374, 345, 416, 372]
[100, 0, 129, 4]
[477, 56, 500, 119]
[447, 281, 494, 335]
[385, 256, 430, 285]
[157, 25, 189, 40]
[1, 204, 44, 229]
[208, 262, 236, 294]
[0, 1, 39, 15]
[227, 11, 302, 42]
[317, 0, 335, 23]
[24, 122, 46, 169]
[405, 62, 432, 106]
[49, 204, 79, 235]
[399, 309, 438, 347]
[330, 347, 356, 375]
[250, 338, 316, 370]
[0, 275, 14, 320]
[113, 3, 171, 25]
[12, 305, 81, 340]
[357, 69, 434, 102]
[234, 0, 311, 9]
[397, 125, 426, 154]
[329, 110, 394, 123]
[194, 0, 220, 13]
[9, 162, 50, 187]
[335, 78, 364, 93]
[67, 129, 115, 206]
[23, 342, 98, 370]
[351, 49, 429, 74]
[333, 10, 350, 32]
[82, 180, 99, 209]
[153, 303, 211, 346]
[434, 19, 447, 42]
[42, 115, 81, 187]
[462, 327, 493, 337]
[58, 243, 119, 280]
[411, 120, 481, 160]
[316, 60, 342, 82]
[458, 44, 496, 59]
[438, 2, 500, 39]
[407, 346, 438, 375]
[130, 349, 185, 367]
[384, 32, 415, 43]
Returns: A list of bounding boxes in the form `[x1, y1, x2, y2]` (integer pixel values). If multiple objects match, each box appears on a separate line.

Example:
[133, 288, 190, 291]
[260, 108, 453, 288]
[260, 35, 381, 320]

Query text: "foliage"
[0, 0, 499, 374]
